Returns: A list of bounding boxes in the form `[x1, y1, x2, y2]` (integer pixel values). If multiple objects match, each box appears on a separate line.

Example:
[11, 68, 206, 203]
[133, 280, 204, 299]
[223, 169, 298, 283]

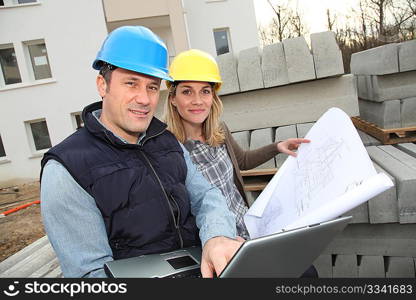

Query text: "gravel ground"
[0, 181, 45, 263]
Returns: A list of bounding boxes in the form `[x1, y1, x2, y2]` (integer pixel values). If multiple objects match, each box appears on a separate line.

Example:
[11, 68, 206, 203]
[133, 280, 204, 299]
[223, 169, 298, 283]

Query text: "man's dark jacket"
[41, 101, 200, 259]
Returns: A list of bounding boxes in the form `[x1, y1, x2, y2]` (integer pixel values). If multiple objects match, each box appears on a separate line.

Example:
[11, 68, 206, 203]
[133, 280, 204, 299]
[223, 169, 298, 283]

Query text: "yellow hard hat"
[167, 49, 222, 91]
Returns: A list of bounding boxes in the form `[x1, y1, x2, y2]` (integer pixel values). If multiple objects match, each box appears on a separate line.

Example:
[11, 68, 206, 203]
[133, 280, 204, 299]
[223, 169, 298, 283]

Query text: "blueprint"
[244, 108, 394, 238]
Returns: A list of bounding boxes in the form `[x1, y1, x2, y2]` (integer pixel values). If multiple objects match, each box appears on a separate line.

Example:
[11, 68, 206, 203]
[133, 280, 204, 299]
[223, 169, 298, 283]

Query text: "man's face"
[97, 68, 161, 144]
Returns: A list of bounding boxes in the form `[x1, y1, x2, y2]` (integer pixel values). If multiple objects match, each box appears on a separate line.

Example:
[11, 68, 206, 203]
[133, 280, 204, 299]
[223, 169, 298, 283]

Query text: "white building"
[102, 0, 260, 59]
[0, 0, 260, 184]
[183, 0, 259, 57]
[0, 0, 108, 184]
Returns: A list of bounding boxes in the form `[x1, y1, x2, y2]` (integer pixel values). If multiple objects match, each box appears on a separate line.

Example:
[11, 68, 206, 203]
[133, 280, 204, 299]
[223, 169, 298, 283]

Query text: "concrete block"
[313, 255, 332, 278]
[366, 146, 416, 223]
[28, 257, 60, 278]
[282, 36, 316, 83]
[369, 163, 399, 224]
[296, 122, 314, 138]
[344, 203, 369, 224]
[274, 125, 297, 168]
[399, 40, 416, 72]
[221, 74, 359, 132]
[0, 242, 56, 277]
[379, 145, 416, 171]
[250, 128, 276, 169]
[231, 131, 250, 151]
[401, 97, 416, 127]
[356, 75, 371, 100]
[386, 257, 415, 278]
[395, 143, 416, 159]
[359, 99, 401, 129]
[357, 129, 370, 146]
[323, 223, 416, 257]
[357, 130, 381, 147]
[237, 47, 264, 92]
[358, 255, 385, 277]
[310, 31, 344, 78]
[366, 135, 382, 147]
[245, 191, 260, 207]
[350, 43, 399, 75]
[0, 236, 49, 274]
[216, 52, 240, 96]
[45, 265, 63, 278]
[261, 42, 289, 88]
[333, 254, 358, 278]
[359, 71, 416, 102]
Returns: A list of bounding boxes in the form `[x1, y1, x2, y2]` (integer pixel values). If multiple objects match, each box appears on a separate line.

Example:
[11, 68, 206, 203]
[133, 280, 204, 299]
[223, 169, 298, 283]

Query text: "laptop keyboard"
[164, 268, 202, 278]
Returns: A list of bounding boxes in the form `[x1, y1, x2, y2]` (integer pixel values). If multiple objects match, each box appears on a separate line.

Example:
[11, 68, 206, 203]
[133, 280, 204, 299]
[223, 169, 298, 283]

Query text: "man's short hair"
[99, 62, 118, 85]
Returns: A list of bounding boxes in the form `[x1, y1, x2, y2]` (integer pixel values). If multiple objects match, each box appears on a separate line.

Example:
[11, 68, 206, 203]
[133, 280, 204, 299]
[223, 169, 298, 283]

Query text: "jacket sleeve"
[224, 123, 280, 170]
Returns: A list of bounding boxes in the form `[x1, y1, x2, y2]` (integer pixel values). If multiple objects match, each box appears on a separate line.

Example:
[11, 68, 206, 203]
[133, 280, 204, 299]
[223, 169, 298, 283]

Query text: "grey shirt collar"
[92, 109, 146, 145]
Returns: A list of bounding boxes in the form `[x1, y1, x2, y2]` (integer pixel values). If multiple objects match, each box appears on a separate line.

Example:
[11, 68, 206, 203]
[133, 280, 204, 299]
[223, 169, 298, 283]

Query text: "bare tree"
[259, 0, 308, 45]
[391, 0, 416, 40]
[328, 0, 415, 72]
[267, 0, 293, 41]
[368, 0, 391, 37]
[290, 5, 308, 37]
[326, 9, 336, 31]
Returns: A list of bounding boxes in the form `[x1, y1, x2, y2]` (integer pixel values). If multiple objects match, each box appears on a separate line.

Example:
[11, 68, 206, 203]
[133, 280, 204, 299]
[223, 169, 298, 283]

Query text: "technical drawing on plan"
[244, 108, 394, 238]
[294, 136, 346, 216]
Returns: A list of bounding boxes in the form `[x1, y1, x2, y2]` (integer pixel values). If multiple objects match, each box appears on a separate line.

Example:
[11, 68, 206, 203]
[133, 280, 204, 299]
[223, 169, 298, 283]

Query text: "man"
[40, 26, 242, 278]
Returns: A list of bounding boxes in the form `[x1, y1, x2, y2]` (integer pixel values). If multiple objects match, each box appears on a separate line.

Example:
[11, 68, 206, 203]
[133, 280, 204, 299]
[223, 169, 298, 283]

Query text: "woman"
[164, 49, 310, 240]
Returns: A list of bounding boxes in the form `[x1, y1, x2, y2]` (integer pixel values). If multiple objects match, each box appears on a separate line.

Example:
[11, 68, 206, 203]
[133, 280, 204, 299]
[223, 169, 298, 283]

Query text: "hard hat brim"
[93, 59, 173, 82]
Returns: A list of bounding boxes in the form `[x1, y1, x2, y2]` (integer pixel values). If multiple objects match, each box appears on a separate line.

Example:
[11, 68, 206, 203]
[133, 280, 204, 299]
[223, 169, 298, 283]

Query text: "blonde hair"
[164, 83, 225, 146]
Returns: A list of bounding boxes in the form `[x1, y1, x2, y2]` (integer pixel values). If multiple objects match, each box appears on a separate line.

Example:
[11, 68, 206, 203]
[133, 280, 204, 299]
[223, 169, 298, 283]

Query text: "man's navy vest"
[41, 101, 200, 259]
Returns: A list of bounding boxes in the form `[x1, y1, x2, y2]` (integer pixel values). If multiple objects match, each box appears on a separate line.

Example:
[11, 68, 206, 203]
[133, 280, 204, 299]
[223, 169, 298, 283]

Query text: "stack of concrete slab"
[221, 74, 358, 132]
[217, 31, 358, 132]
[314, 142, 416, 278]
[218, 31, 344, 95]
[231, 121, 316, 170]
[313, 222, 416, 278]
[351, 40, 416, 129]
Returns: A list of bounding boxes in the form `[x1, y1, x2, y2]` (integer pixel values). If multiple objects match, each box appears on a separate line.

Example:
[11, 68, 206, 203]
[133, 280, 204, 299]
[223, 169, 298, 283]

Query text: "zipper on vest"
[139, 151, 184, 249]
[138, 128, 165, 147]
[169, 194, 184, 248]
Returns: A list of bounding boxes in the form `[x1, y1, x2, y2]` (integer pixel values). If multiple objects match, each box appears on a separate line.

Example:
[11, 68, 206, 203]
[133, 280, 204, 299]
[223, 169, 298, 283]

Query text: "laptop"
[104, 216, 351, 278]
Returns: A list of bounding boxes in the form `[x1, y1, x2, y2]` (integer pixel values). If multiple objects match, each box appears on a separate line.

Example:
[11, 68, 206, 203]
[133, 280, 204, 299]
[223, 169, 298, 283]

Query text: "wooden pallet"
[240, 168, 277, 177]
[351, 116, 416, 145]
[241, 168, 277, 192]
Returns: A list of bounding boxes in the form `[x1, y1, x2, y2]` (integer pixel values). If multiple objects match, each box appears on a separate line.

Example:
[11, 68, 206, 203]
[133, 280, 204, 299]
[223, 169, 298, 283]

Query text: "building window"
[0, 44, 22, 85]
[0, 134, 6, 157]
[213, 28, 231, 56]
[27, 119, 52, 151]
[71, 112, 84, 130]
[26, 40, 52, 80]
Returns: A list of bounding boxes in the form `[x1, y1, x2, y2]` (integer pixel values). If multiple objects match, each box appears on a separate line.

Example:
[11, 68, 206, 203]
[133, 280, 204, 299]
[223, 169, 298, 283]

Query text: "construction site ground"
[0, 181, 44, 263]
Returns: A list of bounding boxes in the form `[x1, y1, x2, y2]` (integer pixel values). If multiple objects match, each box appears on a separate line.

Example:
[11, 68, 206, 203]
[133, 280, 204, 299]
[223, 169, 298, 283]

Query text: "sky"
[253, 0, 361, 34]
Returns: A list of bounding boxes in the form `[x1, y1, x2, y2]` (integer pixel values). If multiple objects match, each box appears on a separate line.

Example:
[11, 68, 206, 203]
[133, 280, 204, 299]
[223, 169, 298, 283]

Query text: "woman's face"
[171, 81, 214, 127]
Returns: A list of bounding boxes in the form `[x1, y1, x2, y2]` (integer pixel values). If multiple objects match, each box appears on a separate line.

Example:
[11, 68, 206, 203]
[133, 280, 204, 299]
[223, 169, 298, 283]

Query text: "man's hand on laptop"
[200, 236, 244, 278]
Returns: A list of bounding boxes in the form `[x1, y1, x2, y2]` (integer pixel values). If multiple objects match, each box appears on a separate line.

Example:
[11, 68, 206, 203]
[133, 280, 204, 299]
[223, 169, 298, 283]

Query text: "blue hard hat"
[92, 26, 172, 81]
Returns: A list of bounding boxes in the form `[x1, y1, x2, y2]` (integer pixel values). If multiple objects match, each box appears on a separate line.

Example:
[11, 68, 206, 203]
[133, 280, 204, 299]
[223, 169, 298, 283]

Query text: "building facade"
[0, 0, 260, 184]
[0, 0, 108, 184]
